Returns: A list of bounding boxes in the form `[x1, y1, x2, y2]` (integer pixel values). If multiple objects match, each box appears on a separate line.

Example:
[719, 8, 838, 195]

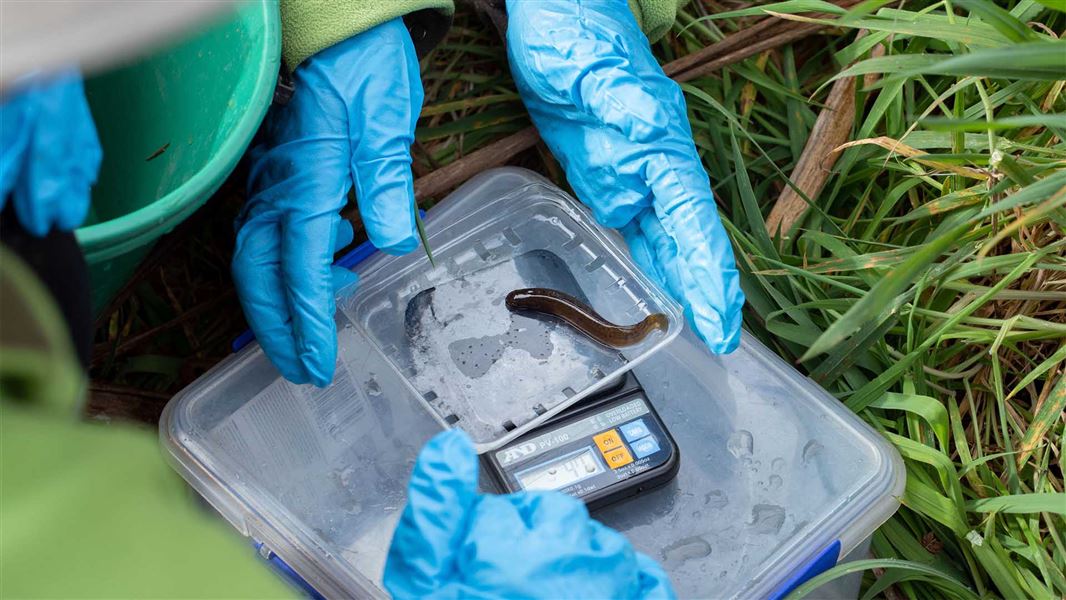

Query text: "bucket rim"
[75, 0, 279, 257]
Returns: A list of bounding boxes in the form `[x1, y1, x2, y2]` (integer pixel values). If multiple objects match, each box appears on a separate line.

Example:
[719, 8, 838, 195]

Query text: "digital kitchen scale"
[483, 372, 679, 510]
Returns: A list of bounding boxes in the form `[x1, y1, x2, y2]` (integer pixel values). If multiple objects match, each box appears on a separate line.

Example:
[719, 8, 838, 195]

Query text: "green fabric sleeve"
[628, 0, 689, 42]
[280, 0, 454, 68]
[0, 247, 83, 416]
[1, 406, 296, 599]
[0, 249, 293, 598]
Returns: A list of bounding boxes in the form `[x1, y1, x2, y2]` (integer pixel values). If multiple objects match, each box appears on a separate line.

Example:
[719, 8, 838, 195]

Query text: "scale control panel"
[485, 380, 678, 510]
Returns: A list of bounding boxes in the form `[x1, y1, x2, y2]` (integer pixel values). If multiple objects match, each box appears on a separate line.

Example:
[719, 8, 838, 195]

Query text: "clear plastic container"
[342, 170, 683, 451]
[161, 168, 904, 599]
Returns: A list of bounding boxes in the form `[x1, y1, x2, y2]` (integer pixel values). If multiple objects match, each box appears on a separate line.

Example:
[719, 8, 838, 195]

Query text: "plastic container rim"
[734, 333, 907, 597]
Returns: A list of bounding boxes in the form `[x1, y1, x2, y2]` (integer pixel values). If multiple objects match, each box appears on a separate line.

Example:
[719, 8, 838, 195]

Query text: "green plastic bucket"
[77, 2, 280, 310]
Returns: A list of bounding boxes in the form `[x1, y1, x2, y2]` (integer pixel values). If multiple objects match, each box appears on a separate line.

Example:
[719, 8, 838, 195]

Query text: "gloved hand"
[0, 69, 101, 236]
[232, 19, 422, 386]
[384, 429, 675, 599]
[506, 0, 745, 353]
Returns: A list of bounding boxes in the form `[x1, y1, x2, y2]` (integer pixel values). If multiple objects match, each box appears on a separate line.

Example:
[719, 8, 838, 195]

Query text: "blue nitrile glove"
[232, 19, 422, 386]
[506, 0, 745, 353]
[384, 430, 676, 600]
[0, 70, 101, 236]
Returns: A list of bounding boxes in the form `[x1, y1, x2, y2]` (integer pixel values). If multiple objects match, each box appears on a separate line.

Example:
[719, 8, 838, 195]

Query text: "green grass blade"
[785, 558, 979, 599]
[955, 0, 1043, 43]
[1007, 343, 1066, 399]
[971, 533, 1032, 598]
[871, 392, 951, 449]
[414, 202, 435, 266]
[966, 493, 1066, 515]
[1016, 373, 1065, 466]
[833, 13, 1013, 47]
[693, 0, 846, 20]
[1032, 0, 1066, 10]
[905, 41, 1066, 80]
[924, 114, 1066, 131]
[974, 169, 1066, 219]
[729, 128, 777, 259]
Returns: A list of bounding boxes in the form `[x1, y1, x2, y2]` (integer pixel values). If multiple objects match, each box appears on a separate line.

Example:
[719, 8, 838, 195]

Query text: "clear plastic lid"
[341, 170, 683, 451]
[162, 168, 904, 599]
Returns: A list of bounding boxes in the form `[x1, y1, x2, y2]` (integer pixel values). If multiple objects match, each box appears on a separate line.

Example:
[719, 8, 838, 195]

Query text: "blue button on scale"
[631, 436, 660, 459]
[620, 419, 650, 442]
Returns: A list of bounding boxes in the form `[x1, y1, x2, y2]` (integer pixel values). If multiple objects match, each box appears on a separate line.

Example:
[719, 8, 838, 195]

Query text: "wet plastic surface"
[393, 249, 627, 442]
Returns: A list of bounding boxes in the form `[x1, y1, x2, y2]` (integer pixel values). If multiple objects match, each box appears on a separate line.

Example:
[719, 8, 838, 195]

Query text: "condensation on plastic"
[161, 168, 904, 599]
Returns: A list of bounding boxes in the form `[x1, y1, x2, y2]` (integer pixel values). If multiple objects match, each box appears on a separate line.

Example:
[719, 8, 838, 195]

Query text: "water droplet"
[768, 475, 782, 490]
[336, 466, 356, 488]
[750, 504, 786, 534]
[802, 440, 824, 465]
[704, 490, 728, 510]
[726, 430, 754, 459]
[660, 536, 712, 567]
[364, 378, 382, 397]
[771, 457, 786, 472]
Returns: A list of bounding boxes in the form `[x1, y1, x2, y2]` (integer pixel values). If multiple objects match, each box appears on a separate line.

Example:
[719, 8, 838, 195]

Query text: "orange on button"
[593, 430, 624, 453]
[603, 446, 634, 469]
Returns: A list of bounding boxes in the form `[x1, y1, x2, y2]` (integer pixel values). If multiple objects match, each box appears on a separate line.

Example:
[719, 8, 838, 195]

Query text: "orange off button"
[603, 447, 634, 469]
[593, 430, 624, 453]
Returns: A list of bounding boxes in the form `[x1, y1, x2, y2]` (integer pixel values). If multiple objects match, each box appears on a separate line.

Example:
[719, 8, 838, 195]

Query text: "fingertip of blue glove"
[691, 306, 743, 355]
[717, 323, 743, 354]
[384, 429, 477, 594]
[275, 360, 311, 386]
[715, 337, 741, 355]
[372, 231, 419, 256]
[53, 183, 92, 232]
[297, 336, 337, 388]
[303, 362, 335, 388]
[331, 265, 359, 293]
[20, 211, 50, 237]
[635, 551, 679, 600]
[506, 489, 590, 530]
[403, 429, 480, 510]
[334, 218, 355, 251]
[417, 429, 477, 483]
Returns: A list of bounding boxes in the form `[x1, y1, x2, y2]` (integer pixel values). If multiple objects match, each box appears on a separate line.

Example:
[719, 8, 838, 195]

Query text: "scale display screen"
[516, 447, 604, 491]
[485, 374, 679, 510]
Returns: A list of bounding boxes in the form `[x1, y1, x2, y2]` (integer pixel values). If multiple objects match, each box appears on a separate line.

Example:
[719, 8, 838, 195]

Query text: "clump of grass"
[413, 20, 530, 180]
[669, 0, 1064, 597]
